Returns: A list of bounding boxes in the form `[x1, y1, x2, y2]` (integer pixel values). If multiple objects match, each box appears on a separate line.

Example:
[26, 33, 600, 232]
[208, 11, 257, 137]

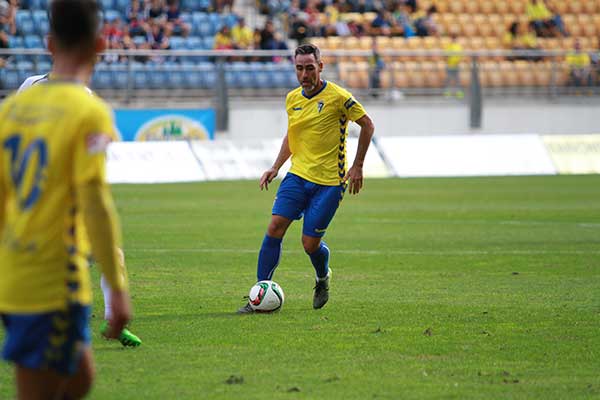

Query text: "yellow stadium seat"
[509, 1, 525, 14]
[553, 2, 568, 14]
[464, 0, 479, 14]
[583, 0, 597, 13]
[495, 1, 509, 15]
[534, 64, 552, 87]
[568, 1, 583, 14]
[391, 62, 409, 88]
[449, 1, 464, 13]
[593, 14, 600, 33]
[405, 61, 426, 88]
[499, 61, 518, 86]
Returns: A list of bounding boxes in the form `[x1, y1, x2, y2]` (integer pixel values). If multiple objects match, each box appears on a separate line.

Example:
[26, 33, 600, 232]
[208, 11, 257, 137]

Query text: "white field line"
[127, 248, 600, 256]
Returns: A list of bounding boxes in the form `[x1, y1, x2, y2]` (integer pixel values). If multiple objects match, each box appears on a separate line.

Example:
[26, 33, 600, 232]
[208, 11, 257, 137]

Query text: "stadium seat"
[31, 10, 48, 35]
[16, 10, 35, 36]
[104, 9, 122, 22]
[169, 36, 186, 50]
[165, 62, 186, 89]
[8, 35, 24, 49]
[17, 60, 35, 84]
[249, 62, 271, 88]
[24, 35, 43, 49]
[198, 62, 217, 88]
[192, 12, 210, 36]
[35, 60, 51, 74]
[99, 0, 114, 11]
[109, 62, 129, 89]
[130, 62, 148, 89]
[92, 62, 112, 90]
[146, 63, 168, 89]
[2, 65, 21, 90]
[114, 0, 129, 13]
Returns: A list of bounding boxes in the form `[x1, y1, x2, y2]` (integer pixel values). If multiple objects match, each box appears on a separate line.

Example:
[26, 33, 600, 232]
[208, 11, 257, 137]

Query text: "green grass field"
[1, 175, 599, 399]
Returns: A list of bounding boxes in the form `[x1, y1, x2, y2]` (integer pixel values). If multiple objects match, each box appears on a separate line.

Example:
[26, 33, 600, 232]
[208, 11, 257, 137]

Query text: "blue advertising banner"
[114, 109, 215, 141]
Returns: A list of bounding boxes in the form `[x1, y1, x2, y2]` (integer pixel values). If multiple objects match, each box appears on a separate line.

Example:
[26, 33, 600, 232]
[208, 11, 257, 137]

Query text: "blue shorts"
[273, 173, 345, 238]
[1, 303, 91, 375]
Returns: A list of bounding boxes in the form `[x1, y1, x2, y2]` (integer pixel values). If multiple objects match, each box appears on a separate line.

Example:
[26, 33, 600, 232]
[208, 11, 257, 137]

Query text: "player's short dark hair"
[295, 43, 321, 63]
[49, 0, 100, 51]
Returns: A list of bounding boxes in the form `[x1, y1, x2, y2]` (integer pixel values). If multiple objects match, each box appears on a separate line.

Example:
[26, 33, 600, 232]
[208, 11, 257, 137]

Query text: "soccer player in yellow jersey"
[0, 1, 133, 398]
[19, 76, 142, 348]
[238, 43, 375, 313]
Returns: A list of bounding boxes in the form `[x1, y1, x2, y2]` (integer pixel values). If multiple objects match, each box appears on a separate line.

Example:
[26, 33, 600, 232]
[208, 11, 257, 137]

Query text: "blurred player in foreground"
[17, 40, 141, 352]
[238, 43, 375, 313]
[0, 1, 133, 398]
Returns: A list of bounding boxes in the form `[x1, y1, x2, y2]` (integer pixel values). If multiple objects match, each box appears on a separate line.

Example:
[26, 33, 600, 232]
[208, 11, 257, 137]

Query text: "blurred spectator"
[289, 13, 310, 44]
[506, 21, 541, 61]
[321, 1, 341, 37]
[103, 16, 126, 43]
[393, 2, 415, 38]
[414, 5, 438, 37]
[260, 19, 276, 49]
[231, 17, 254, 49]
[126, 0, 150, 36]
[368, 37, 385, 97]
[405, 0, 418, 13]
[0, 0, 15, 52]
[443, 31, 464, 99]
[165, 0, 190, 37]
[566, 39, 592, 87]
[369, 9, 392, 36]
[215, 0, 233, 13]
[347, 18, 366, 37]
[526, 0, 553, 37]
[214, 25, 234, 50]
[148, 0, 166, 22]
[270, 32, 289, 62]
[544, 1, 568, 37]
[149, 19, 170, 50]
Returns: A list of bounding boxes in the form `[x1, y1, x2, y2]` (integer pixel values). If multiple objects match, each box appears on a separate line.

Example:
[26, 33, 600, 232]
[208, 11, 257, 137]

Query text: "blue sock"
[308, 241, 329, 280]
[257, 235, 282, 281]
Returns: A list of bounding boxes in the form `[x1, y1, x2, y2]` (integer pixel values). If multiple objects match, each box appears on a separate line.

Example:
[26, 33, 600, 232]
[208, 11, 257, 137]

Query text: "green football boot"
[100, 320, 142, 347]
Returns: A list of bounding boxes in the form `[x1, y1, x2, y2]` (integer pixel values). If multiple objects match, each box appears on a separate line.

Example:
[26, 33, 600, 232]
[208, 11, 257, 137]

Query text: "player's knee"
[302, 236, 320, 254]
[267, 220, 286, 237]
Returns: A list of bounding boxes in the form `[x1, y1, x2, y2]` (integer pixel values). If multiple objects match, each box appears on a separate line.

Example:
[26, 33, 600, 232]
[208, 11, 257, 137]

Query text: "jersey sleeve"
[73, 101, 116, 185]
[339, 89, 367, 122]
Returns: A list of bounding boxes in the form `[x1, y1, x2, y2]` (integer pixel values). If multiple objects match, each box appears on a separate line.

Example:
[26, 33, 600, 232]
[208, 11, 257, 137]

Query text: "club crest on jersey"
[86, 133, 112, 154]
[317, 101, 324, 113]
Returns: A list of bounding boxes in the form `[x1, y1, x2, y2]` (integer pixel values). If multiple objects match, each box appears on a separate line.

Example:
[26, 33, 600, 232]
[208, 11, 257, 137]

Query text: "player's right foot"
[236, 302, 255, 314]
[313, 270, 331, 309]
[100, 321, 142, 347]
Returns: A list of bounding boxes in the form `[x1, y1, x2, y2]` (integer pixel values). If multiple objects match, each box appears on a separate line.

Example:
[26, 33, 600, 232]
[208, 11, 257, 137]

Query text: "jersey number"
[3, 134, 48, 210]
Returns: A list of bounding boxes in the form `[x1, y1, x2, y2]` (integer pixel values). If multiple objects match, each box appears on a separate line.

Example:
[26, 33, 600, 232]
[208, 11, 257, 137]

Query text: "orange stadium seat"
[391, 62, 409, 88]
[449, 1, 464, 14]
[479, 0, 495, 15]
[568, 1, 583, 14]
[508, 0, 525, 15]
[464, 0, 479, 15]
[495, 1, 509, 15]
[533, 63, 553, 87]
[583, 0, 597, 13]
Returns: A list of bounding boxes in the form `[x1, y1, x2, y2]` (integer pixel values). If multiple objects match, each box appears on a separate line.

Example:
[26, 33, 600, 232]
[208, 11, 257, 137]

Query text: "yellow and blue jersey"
[286, 80, 367, 186]
[0, 81, 117, 313]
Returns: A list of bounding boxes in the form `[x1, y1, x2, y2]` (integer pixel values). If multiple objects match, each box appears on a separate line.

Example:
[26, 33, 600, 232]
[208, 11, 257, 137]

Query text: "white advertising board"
[107, 142, 205, 183]
[377, 135, 557, 177]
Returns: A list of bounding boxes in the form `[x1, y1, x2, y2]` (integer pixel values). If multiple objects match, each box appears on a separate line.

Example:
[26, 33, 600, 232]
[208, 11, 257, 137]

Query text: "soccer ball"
[248, 280, 285, 312]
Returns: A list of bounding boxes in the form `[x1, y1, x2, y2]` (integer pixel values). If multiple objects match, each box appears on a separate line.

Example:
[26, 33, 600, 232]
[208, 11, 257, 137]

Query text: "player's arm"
[260, 133, 291, 191]
[343, 113, 375, 195]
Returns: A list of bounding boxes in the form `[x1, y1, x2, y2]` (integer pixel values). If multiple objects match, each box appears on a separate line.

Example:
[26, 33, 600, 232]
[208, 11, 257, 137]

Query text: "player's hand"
[260, 167, 278, 191]
[342, 165, 364, 195]
[106, 289, 132, 339]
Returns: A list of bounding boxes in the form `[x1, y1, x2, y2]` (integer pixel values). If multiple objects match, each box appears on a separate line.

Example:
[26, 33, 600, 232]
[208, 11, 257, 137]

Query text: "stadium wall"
[228, 101, 600, 138]
[106, 134, 600, 184]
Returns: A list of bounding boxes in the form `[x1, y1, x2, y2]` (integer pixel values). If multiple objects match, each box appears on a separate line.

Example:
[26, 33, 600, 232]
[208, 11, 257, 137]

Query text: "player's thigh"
[303, 184, 344, 237]
[64, 347, 95, 400]
[15, 364, 66, 400]
[2, 304, 92, 398]
[272, 173, 309, 221]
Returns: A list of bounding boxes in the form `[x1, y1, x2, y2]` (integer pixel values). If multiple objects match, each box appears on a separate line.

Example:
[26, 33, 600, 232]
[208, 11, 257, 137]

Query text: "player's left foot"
[100, 320, 142, 347]
[313, 270, 331, 309]
[236, 302, 255, 314]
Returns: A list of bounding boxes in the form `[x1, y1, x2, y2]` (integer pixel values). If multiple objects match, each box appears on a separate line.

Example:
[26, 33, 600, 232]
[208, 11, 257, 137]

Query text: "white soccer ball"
[248, 280, 285, 312]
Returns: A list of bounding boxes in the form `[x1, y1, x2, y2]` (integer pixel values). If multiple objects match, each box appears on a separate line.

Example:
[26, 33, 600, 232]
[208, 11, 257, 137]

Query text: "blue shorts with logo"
[1, 303, 91, 375]
[273, 173, 345, 238]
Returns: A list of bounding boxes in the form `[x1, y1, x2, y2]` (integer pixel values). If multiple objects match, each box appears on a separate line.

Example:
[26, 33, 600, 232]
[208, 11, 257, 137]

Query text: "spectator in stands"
[347, 18, 366, 37]
[443, 31, 464, 99]
[544, 0, 568, 37]
[369, 9, 392, 36]
[214, 25, 234, 50]
[368, 37, 385, 97]
[148, 0, 166, 22]
[0, 0, 15, 55]
[566, 39, 592, 87]
[231, 17, 254, 49]
[526, 0, 553, 37]
[393, 2, 415, 38]
[215, 0, 233, 13]
[289, 12, 309, 44]
[506, 21, 542, 61]
[405, 0, 418, 13]
[414, 5, 438, 37]
[260, 18, 277, 49]
[270, 31, 290, 62]
[127, 0, 150, 36]
[149, 18, 170, 51]
[165, 0, 190, 37]
[321, 1, 341, 37]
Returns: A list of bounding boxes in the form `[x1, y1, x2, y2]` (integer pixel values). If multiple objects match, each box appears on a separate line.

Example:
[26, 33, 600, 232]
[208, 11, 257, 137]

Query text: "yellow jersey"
[286, 80, 366, 186]
[444, 42, 463, 68]
[0, 81, 117, 313]
[566, 52, 591, 69]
